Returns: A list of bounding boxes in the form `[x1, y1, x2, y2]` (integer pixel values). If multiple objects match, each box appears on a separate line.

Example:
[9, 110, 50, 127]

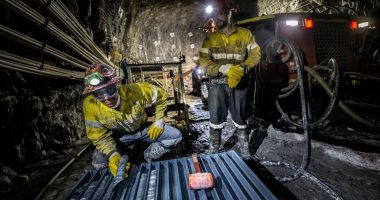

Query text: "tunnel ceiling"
[0, 0, 374, 78]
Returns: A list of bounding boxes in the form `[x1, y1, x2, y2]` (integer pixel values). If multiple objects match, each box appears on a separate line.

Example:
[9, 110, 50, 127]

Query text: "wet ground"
[182, 95, 380, 200]
[6, 95, 380, 200]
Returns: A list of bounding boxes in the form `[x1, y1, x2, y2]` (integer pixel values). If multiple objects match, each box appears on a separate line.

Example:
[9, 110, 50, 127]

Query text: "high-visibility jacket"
[199, 26, 261, 76]
[83, 83, 167, 156]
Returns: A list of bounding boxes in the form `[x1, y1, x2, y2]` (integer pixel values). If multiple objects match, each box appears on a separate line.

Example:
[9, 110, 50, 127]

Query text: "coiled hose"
[256, 39, 311, 182]
[275, 58, 340, 129]
[255, 38, 343, 199]
[255, 37, 380, 199]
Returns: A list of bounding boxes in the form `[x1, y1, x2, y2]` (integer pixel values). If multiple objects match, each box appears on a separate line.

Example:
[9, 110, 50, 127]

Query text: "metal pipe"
[36, 0, 115, 68]
[0, 61, 61, 77]
[0, 50, 84, 79]
[0, 24, 88, 69]
[0, 0, 104, 64]
[0, 59, 82, 79]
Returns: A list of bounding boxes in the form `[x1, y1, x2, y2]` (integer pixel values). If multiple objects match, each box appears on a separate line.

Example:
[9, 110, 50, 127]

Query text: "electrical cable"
[259, 159, 343, 199]
[253, 38, 313, 181]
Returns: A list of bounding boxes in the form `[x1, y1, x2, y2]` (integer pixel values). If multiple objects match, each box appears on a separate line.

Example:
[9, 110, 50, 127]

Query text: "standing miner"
[199, 1, 261, 159]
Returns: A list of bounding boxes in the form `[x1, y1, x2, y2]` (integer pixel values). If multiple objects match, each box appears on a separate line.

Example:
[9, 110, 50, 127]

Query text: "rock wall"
[0, 70, 84, 168]
[125, 1, 206, 65]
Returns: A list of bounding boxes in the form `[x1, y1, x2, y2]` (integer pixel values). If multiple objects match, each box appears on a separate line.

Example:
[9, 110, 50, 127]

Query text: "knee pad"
[160, 136, 182, 147]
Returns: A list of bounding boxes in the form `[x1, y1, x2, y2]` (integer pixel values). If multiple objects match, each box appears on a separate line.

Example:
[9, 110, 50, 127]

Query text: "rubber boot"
[236, 129, 251, 160]
[207, 128, 221, 154]
[144, 142, 170, 163]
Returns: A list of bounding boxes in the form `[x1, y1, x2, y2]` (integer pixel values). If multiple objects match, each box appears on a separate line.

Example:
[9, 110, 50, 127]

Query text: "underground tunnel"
[0, 0, 379, 199]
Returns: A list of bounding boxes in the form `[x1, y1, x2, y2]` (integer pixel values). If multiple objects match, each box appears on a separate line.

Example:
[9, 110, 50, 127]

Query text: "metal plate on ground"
[67, 151, 277, 200]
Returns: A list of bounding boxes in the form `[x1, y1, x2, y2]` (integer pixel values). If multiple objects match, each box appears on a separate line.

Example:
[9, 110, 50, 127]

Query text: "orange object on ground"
[188, 153, 214, 190]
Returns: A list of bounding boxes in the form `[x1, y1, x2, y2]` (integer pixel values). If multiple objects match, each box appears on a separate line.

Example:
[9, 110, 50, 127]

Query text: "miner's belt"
[210, 77, 227, 85]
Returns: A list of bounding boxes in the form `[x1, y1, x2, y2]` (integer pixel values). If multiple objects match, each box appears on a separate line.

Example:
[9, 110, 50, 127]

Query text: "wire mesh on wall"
[257, 0, 323, 15]
[257, 0, 379, 16]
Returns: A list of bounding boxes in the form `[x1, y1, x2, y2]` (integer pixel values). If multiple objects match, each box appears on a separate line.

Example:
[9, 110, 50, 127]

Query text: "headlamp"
[84, 72, 104, 86]
[205, 5, 214, 14]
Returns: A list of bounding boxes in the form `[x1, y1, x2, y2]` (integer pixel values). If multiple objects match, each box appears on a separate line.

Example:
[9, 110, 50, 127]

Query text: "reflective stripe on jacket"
[199, 27, 261, 76]
[83, 83, 167, 155]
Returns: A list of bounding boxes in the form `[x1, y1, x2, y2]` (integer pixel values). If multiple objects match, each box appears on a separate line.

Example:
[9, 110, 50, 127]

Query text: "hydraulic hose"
[269, 39, 311, 182]
[255, 38, 312, 182]
[256, 38, 343, 199]
[304, 66, 380, 132]
[255, 38, 301, 99]
[276, 59, 340, 129]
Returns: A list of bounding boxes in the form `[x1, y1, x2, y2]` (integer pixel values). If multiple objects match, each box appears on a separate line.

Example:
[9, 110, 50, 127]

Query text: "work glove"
[225, 64, 244, 80]
[108, 152, 131, 177]
[147, 119, 164, 140]
[227, 76, 241, 88]
[220, 64, 244, 88]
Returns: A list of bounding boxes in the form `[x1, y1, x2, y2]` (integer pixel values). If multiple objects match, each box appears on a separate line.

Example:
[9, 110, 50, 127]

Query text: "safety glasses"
[92, 84, 118, 101]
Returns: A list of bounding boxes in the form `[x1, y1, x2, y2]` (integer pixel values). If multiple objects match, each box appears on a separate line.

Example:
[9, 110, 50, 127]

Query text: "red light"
[304, 18, 313, 30]
[350, 20, 358, 30]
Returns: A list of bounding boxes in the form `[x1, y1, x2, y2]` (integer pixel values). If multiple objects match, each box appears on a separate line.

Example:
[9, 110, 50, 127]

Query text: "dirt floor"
[7, 95, 380, 200]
